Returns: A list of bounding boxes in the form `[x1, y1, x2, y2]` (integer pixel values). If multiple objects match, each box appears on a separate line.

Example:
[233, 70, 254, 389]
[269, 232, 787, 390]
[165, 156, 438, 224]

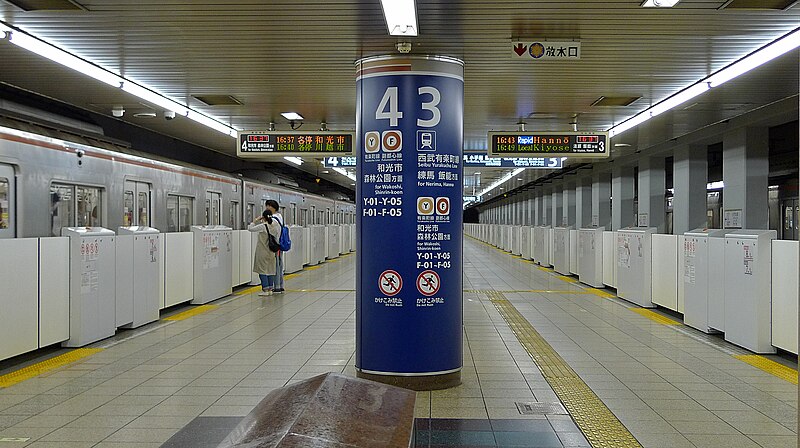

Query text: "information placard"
[488, 131, 609, 158]
[236, 131, 354, 157]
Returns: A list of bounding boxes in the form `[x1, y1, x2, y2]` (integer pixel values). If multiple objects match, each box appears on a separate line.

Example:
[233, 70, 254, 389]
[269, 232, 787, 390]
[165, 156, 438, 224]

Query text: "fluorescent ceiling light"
[283, 156, 303, 166]
[477, 168, 524, 200]
[608, 27, 800, 138]
[707, 28, 800, 88]
[333, 167, 356, 181]
[641, 0, 680, 6]
[281, 112, 304, 121]
[380, 0, 418, 36]
[0, 21, 236, 137]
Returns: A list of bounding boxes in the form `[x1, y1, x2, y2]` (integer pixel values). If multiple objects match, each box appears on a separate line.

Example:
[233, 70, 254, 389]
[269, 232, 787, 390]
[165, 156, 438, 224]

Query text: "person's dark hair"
[265, 199, 279, 211]
[262, 209, 272, 221]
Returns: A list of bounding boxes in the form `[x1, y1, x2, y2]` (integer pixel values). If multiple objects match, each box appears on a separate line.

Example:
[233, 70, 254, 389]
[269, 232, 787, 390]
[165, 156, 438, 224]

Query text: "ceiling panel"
[0, 0, 798, 191]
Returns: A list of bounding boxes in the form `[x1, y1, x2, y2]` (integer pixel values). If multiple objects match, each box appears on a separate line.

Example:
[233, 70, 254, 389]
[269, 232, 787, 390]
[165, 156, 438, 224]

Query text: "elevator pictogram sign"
[417, 270, 440, 297]
[379, 270, 402, 296]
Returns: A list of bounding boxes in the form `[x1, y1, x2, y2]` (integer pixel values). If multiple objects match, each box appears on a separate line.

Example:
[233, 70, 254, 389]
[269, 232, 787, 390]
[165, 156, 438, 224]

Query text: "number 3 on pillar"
[375, 86, 441, 128]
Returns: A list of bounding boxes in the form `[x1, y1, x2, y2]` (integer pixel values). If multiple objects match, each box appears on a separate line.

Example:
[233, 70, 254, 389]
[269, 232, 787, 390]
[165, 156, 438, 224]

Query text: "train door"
[205, 191, 221, 225]
[230, 201, 240, 230]
[0, 164, 15, 238]
[782, 199, 798, 240]
[124, 180, 151, 226]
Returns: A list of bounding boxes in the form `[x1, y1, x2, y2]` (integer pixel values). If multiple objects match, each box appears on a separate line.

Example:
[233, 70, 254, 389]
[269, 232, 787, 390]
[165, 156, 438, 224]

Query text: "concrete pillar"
[673, 144, 708, 234]
[525, 192, 534, 226]
[592, 171, 612, 229]
[576, 176, 592, 228]
[638, 157, 666, 232]
[542, 187, 552, 226]
[612, 165, 635, 231]
[563, 180, 576, 227]
[722, 127, 769, 229]
[552, 185, 563, 227]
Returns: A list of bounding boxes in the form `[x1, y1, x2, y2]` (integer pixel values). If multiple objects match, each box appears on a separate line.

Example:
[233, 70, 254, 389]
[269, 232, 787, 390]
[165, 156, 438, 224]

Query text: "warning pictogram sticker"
[382, 130, 402, 152]
[416, 270, 440, 297]
[379, 269, 402, 296]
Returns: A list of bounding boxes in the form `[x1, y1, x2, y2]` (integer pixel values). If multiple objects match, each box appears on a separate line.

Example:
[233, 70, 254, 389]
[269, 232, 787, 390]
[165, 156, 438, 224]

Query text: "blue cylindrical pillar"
[355, 56, 463, 390]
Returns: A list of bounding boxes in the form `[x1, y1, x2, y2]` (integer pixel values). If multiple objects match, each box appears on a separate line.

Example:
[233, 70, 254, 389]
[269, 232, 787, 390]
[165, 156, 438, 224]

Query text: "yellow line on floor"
[305, 265, 322, 271]
[286, 289, 355, 293]
[235, 286, 262, 296]
[557, 275, 578, 283]
[537, 266, 552, 272]
[589, 288, 616, 299]
[0, 348, 103, 388]
[507, 289, 596, 295]
[163, 305, 218, 321]
[488, 291, 643, 448]
[734, 355, 798, 385]
[629, 308, 681, 326]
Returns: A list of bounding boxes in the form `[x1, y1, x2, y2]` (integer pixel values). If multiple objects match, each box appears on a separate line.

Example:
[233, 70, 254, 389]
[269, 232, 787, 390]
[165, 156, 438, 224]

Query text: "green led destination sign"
[237, 131, 355, 158]
[488, 131, 609, 158]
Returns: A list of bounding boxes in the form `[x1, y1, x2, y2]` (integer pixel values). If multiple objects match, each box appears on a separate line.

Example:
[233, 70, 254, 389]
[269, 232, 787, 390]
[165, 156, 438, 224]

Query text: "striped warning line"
[487, 291, 643, 448]
[734, 355, 798, 385]
[0, 348, 103, 388]
[628, 308, 682, 326]
[163, 305, 218, 321]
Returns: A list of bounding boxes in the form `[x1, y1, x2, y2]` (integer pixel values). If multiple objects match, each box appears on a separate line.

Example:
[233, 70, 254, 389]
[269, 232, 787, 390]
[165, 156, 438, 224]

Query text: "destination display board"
[488, 131, 609, 158]
[237, 131, 355, 157]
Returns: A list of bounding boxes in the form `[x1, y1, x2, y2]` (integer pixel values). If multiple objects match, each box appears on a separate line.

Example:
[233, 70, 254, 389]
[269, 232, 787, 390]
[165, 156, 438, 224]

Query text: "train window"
[230, 201, 240, 230]
[300, 209, 307, 227]
[124, 190, 134, 226]
[279, 206, 286, 223]
[167, 195, 179, 232]
[137, 192, 149, 226]
[51, 183, 103, 236]
[290, 204, 297, 226]
[206, 191, 221, 226]
[246, 203, 255, 224]
[77, 186, 102, 228]
[179, 196, 193, 232]
[786, 206, 793, 231]
[0, 178, 9, 230]
[310, 206, 316, 225]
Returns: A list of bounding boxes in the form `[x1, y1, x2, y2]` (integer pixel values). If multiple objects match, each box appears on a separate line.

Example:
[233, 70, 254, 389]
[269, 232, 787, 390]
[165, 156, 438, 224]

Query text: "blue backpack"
[275, 216, 291, 252]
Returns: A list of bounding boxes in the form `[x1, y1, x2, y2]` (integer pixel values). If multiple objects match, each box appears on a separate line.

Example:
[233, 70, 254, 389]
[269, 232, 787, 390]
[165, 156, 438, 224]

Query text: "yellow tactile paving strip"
[0, 348, 103, 388]
[628, 308, 681, 326]
[486, 290, 643, 448]
[734, 355, 799, 385]
[163, 304, 218, 321]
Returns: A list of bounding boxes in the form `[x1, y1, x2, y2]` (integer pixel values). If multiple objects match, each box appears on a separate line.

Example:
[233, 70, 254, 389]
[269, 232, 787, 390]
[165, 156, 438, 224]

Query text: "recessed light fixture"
[380, 0, 418, 36]
[322, 170, 330, 174]
[517, 178, 523, 181]
[609, 27, 800, 138]
[641, 0, 680, 6]
[283, 156, 303, 166]
[614, 143, 632, 147]
[281, 112, 304, 121]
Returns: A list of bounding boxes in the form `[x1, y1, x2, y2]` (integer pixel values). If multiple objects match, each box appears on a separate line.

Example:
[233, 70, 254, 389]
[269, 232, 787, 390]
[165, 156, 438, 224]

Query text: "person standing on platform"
[248, 209, 281, 296]
[265, 199, 286, 294]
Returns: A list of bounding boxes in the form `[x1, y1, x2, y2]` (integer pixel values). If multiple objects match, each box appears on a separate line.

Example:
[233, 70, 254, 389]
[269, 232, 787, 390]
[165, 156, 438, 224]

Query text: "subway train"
[0, 117, 356, 240]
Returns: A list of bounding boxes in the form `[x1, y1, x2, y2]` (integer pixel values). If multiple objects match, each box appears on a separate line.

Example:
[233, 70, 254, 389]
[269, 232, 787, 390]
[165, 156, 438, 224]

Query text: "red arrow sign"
[513, 43, 527, 56]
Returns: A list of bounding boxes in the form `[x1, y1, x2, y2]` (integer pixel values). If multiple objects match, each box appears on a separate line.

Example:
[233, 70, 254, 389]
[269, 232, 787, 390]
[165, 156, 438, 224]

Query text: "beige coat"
[248, 219, 281, 275]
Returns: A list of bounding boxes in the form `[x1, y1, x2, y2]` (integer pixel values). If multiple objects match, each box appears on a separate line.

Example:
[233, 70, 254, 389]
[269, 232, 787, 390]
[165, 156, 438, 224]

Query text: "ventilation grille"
[719, 0, 795, 9]
[3, 0, 85, 11]
[192, 95, 243, 106]
[591, 96, 641, 107]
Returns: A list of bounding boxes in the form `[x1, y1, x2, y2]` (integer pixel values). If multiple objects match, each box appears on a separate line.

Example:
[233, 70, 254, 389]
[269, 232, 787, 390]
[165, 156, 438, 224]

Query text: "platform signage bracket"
[236, 130, 355, 158]
[488, 131, 609, 159]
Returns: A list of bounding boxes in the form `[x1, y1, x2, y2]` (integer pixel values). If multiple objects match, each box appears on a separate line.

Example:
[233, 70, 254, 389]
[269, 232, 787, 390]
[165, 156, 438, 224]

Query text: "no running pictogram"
[416, 270, 440, 297]
[379, 270, 402, 296]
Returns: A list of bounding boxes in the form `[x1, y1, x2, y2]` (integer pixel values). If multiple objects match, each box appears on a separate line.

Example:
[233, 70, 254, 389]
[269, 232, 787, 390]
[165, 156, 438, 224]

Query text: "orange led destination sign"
[237, 130, 355, 158]
[488, 131, 609, 158]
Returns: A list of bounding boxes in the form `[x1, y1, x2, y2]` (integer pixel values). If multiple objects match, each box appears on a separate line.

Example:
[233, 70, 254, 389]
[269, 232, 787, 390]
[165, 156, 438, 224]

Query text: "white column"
[673, 144, 708, 234]
[723, 127, 769, 229]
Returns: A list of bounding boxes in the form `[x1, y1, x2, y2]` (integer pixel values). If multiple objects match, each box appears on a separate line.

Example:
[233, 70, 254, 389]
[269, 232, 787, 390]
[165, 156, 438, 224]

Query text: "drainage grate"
[515, 402, 568, 415]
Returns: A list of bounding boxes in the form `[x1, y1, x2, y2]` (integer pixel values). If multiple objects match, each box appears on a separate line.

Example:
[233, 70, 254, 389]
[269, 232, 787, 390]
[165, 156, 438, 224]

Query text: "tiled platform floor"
[0, 240, 794, 448]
